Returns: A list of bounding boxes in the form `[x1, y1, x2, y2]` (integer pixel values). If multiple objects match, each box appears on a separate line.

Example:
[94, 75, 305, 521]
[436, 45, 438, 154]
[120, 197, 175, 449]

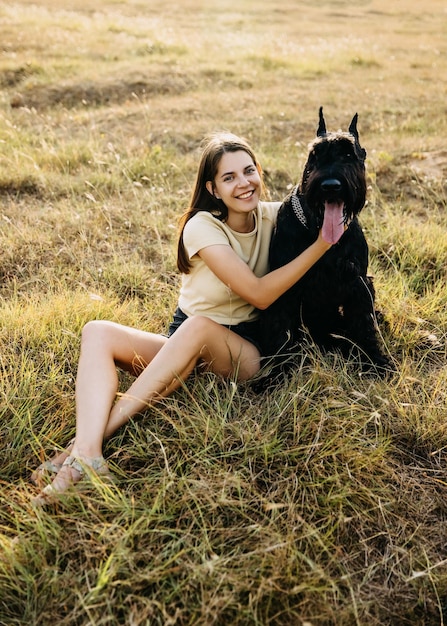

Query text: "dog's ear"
[349, 113, 367, 160]
[317, 106, 327, 137]
[348, 113, 360, 141]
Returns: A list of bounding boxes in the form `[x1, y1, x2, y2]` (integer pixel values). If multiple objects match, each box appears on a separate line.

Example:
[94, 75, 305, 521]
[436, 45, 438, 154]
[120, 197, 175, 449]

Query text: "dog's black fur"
[259, 107, 391, 378]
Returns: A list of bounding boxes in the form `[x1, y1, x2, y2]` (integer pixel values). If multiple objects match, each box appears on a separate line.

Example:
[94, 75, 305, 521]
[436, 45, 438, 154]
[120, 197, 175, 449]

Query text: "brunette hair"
[176, 132, 264, 274]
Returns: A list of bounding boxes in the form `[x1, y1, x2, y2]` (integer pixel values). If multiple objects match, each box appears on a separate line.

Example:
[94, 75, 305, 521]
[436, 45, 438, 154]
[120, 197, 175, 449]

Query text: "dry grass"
[0, 0, 447, 624]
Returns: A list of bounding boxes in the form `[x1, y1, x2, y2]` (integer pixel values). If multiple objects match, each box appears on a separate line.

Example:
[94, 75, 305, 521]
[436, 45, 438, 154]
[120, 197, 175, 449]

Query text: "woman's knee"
[80, 320, 120, 351]
[180, 315, 217, 339]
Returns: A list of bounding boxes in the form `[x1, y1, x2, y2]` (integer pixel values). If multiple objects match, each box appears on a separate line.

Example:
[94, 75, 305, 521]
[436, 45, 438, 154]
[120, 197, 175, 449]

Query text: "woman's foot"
[30, 439, 75, 487]
[32, 455, 113, 506]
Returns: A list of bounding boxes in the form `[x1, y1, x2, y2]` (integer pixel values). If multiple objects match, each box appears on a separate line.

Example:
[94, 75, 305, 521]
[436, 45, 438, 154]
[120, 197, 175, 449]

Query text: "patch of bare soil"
[0, 177, 43, 197]
[408, 150, 447, 181]
[10, 71, 196, 109]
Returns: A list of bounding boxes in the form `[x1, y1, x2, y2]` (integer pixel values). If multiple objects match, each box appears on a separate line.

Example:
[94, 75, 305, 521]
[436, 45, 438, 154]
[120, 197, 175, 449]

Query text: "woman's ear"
[206, 181, 220, 199]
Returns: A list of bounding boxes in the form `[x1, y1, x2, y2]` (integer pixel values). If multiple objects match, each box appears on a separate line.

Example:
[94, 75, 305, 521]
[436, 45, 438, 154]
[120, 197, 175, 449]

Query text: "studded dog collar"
[290, 186, 307, 228]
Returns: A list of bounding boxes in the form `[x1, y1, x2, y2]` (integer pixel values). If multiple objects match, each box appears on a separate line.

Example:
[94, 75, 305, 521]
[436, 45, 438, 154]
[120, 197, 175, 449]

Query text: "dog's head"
[299, 107, 367, 243]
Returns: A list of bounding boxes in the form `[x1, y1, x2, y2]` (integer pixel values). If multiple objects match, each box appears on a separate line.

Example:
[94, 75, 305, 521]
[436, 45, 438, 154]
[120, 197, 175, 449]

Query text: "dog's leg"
[341, 277, 392, 375]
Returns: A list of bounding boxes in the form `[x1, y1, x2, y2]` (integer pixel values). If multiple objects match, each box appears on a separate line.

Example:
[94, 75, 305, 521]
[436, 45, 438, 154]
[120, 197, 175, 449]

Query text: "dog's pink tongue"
[322, 201, 345, 244]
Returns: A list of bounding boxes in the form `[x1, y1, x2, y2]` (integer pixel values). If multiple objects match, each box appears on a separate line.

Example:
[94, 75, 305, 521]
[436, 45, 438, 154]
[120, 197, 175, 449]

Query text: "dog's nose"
[321, 178, 342, 192]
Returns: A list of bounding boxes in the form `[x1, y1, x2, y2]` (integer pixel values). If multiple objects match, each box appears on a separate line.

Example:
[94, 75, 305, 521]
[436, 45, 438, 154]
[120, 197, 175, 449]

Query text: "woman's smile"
[236, 189, 255, 200]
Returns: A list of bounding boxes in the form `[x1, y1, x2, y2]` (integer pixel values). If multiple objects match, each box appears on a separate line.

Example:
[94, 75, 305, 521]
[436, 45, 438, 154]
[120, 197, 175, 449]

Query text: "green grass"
[1, 0, 447, 624]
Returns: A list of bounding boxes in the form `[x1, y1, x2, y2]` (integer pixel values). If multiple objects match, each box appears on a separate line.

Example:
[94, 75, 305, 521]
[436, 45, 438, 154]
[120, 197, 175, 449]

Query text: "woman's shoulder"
[190, 210, 215, 220]
[183, 211, 229, 253]
[184, 211, 224, 236]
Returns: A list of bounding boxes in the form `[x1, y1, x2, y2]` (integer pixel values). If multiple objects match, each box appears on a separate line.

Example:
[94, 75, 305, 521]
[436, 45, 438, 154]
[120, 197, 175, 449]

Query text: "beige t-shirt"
[178, 201, 281, 325]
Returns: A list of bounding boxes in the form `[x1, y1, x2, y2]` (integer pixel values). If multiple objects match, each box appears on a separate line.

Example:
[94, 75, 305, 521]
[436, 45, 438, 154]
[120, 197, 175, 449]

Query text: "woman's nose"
[237, 175, 250, 186]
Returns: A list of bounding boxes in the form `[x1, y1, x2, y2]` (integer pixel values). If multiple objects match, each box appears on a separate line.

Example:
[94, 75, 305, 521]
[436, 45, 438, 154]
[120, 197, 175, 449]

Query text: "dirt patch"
[0, 176, 43, 197]
[10, 72, 196, 109]
[408, 150, 447, 181]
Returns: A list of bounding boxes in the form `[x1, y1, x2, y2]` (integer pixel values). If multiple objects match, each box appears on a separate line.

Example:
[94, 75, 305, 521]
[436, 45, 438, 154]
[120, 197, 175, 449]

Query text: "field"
[0, 0, 446, 624]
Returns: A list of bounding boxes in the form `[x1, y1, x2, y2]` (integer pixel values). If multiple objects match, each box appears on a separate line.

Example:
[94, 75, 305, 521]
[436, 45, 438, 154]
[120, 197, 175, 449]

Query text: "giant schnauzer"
[260, 107, 391, 379]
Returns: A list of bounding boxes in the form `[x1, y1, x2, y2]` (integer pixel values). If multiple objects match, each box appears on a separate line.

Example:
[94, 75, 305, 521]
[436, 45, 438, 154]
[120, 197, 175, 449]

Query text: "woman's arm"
[198, 232, 331, 310]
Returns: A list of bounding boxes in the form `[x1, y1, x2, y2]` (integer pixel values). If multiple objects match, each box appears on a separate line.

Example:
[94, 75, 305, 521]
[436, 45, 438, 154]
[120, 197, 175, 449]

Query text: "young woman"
[31, 132, 333, 504]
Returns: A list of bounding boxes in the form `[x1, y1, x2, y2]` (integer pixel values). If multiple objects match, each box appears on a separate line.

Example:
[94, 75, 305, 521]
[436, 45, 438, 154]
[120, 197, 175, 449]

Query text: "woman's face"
[207, 150, 261, 217]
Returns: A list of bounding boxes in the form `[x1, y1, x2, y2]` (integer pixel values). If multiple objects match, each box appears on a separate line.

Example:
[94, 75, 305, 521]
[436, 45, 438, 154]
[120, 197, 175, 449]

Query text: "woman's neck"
[226, 211, 256, 233]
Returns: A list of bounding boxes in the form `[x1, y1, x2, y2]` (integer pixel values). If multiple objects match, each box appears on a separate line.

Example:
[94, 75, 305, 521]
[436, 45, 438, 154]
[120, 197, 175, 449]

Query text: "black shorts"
[167, 307, 263, 354]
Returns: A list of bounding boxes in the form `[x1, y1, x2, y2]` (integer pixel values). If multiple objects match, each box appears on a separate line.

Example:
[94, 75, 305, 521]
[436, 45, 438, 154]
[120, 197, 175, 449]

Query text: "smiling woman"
[206, 151, 262, 232]
[31, 130, 335, 505]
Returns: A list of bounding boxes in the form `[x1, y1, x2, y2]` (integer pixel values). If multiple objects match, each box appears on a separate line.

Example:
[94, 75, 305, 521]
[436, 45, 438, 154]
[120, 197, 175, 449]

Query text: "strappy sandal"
[61, 455, 114, 483]
[30, 438, 75, 487]
[30, 460, 63, 487]
[32, 454, 114, 506]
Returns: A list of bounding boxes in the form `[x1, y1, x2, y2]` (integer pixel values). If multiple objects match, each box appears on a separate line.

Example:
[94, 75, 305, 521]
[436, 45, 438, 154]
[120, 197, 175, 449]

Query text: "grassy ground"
[0, 0, 446, 624]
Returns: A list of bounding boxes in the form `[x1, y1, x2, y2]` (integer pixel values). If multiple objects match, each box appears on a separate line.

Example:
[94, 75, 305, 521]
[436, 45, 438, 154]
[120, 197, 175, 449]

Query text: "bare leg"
[34, 316, 260, 499]
[31, 319, 166, 484]
[73, 315, 260, 457]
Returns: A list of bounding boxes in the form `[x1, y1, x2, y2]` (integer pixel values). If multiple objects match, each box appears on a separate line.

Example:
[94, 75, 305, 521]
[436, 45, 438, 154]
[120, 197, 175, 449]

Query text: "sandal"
[32, 454, 114, 506]
[30, 460, 63, 487]
[30, 438, 75, 487]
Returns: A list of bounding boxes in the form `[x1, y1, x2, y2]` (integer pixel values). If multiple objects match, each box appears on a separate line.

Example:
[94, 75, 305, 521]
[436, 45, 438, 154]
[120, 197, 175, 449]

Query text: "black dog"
[260, 107, 391, 378]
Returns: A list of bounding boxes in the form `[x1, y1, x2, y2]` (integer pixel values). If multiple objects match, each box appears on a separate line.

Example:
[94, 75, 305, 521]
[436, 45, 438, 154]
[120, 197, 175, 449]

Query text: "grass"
[0, 0, 447, 623]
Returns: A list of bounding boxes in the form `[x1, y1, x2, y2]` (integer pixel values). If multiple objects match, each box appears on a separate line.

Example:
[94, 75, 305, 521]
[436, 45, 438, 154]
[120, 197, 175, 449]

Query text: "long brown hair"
[176, 132, 265, 274]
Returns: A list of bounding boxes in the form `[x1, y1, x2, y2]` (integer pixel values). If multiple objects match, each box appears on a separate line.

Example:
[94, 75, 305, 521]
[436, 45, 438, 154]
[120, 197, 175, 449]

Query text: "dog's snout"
[321, 178, 342, 192]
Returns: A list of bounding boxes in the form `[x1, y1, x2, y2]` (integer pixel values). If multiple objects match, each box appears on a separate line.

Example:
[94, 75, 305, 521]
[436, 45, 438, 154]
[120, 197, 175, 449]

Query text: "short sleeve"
[183, 212, 230, 260]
